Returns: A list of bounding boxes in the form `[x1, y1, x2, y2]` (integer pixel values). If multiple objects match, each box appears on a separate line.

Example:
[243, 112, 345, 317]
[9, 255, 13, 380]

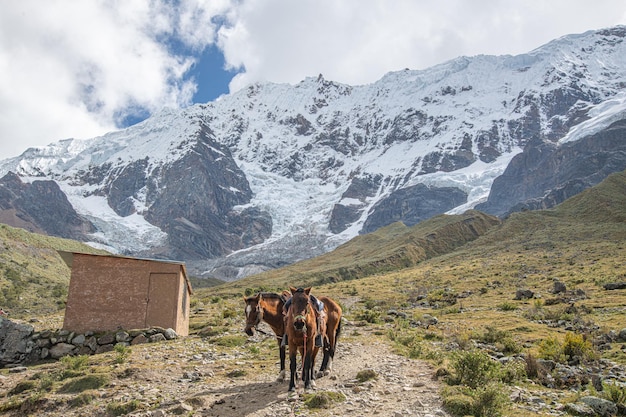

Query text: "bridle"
[292, 297, 312, 333]
[246, 297, 270, 336]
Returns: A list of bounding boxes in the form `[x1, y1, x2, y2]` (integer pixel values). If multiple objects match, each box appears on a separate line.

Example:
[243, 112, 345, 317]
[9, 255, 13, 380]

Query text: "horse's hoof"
[277, 370, 286, 382]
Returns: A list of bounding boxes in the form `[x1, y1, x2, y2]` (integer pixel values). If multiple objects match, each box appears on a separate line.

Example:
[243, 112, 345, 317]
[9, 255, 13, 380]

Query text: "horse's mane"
[259, 292, 287, 303]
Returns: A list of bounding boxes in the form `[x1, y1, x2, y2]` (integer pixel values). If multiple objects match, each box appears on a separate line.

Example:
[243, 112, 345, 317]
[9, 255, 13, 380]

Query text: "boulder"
[49, 343, 76, 359]
[0, 318, 35, 366]
[579, 396, 617, 417]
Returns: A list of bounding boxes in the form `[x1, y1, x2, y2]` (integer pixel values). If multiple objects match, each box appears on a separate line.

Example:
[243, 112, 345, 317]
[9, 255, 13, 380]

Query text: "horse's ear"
[289, 286, 298, 294]
[304, 287, 312, 295]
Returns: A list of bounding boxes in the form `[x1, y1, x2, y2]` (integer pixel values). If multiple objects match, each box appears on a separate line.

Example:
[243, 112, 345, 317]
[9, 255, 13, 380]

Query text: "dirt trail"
[0, 322, 450, 417]
[203, 337, 450, 417]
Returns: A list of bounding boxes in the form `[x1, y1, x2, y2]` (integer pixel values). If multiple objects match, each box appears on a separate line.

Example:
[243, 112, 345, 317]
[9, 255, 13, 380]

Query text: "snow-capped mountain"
[1, 26, 626, 280]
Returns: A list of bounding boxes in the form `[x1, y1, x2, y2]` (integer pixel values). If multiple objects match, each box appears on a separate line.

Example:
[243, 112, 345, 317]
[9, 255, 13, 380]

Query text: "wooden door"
[145, 273, 178, 328]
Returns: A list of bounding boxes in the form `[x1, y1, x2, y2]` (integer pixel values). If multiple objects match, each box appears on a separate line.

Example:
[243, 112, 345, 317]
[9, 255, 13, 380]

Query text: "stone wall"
[0, 317, 178, 367]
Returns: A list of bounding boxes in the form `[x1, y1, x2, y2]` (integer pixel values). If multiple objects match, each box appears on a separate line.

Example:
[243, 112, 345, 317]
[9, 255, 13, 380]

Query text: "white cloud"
[0, 0, 230, 159]
[219, 0, 626, 92]
[0, 0, 625, 160]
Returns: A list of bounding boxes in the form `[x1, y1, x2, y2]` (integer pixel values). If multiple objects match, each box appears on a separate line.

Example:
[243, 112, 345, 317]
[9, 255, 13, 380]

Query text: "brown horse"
[316, 295, 342, 376]
[285, 287, 319, 392]
[243, 292, 287, 381]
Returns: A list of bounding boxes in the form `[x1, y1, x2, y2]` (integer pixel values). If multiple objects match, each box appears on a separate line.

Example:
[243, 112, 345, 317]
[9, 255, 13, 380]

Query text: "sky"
[1, 0, 625, 160]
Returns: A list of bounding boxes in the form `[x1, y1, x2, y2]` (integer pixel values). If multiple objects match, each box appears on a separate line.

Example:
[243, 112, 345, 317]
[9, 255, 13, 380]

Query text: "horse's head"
[289, 286, 314, 332]
[243, 293, 263, 336]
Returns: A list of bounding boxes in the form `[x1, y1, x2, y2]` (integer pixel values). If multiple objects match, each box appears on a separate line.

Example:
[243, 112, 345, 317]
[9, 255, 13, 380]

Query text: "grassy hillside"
[197, 169, 626, 362]
[0, 224, 108, 316]
[212, 210, 500, 294]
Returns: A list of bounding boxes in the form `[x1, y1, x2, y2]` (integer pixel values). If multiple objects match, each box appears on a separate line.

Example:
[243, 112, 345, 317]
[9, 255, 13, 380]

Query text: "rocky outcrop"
[142, 127, 272, 259]
[329, 174, 382, 234]
[477, 118, 626, 217]
[361, 184, 467, 234]
[0, 172, 94, 240]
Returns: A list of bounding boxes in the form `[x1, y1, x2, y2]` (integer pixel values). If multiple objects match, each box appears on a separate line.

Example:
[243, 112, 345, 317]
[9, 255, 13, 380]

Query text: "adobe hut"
[60, 251, 192, 336]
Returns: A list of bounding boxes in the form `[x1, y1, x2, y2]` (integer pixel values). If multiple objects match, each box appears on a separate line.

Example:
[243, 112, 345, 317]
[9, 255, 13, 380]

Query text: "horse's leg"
[277, 338, 286, 382]
[318, 316, 333, 374]
[319, 332, 332, 374]
[303, 349, 313, 390]
[310, 346, 320, 386]
[327, 317, 341, 374]
[288, 347, 297, 392]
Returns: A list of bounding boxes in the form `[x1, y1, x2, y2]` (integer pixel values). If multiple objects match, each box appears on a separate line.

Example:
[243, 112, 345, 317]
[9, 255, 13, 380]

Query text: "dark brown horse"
[316, 295, 342, 376]
[243, 292, 287, 381]
[285, 287, 319, 392]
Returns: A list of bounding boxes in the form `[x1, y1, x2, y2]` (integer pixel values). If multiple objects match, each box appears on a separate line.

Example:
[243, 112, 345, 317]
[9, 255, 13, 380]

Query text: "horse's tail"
[335, 316, 342, 343]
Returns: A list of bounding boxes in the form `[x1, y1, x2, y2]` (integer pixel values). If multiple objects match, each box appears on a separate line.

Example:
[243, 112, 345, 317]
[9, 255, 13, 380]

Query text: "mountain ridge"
[1, 26, 626, 280]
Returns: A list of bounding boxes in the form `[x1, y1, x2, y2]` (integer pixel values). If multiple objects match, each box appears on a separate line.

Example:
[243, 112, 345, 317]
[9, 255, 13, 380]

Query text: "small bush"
[8, 381, 36, 396]
[563, 332, 596, 362]
[61, 354, 89, 370]
[106, 400, 141, 416]
[356, 309, 380, 323]
[68, 392, 95, 408]
[57, 374, 109, 393]
[38, 376, 55, 392]
[303, 391, 346, 409]
[226, 369, 246, 378]
[538, 336, 566, 363]
[448, 349, 498, 389]
[499, 359, 526, 384]
[472, 383, 509, 417]
[213, 335, 248, 347]
[601, 381, 626, 406]
[442, 384, 509, 417]
[524, 352, 543, 380]
[497, 302, 518, 311]
[113, 344, 131, 364]
[0, 398, 22, 412]
[356, 369, 378, 383]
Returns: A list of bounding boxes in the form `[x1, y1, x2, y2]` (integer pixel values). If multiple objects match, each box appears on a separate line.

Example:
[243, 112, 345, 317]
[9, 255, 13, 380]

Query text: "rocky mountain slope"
[1, 26, 626, 280]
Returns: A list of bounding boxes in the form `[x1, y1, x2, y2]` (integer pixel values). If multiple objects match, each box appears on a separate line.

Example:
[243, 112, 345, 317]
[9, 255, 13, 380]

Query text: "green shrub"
[499, 359, 527, 384]
[68, 392, 95, 407]
[442, 384, 509, 417]
[57, 374, 109, 393]
[356, 309, 380, 323]
[537, 332, 596, 364]
[448, 349, 498, 389]
[61, 354, 89, 370]
[303, 391, 346, 409]
[356, 369, 378, 383]
[601, 381, 626, 406]
[8, 381, 36, 396]
[38, 376, 55, 392]
[113, 344, 131, 364]
[226, 369, 246, 378]
[524, 352, 541, 379]
[563, 332, 596, 362]
[496, 302, 518, 311]
[538, 336, 566, 363]
[213, 335, 248, 347]
[472, 383, 509, 417]
[442, 386, 474, 416]
[106, 400, 141, 416]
